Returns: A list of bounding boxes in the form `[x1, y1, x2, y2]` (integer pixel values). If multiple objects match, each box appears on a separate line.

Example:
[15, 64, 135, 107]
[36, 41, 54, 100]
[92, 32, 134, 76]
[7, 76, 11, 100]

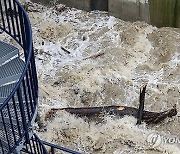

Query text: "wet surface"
[16, 1, 180, 153]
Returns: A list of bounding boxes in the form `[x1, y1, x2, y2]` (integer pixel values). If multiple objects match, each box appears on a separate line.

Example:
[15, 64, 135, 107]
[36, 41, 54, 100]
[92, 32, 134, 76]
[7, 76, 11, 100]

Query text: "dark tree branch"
[45, 86, 177, 125]
[45, 105, 177, 124]
[137, 85, 147, 125]
[61, 47, 71, 54]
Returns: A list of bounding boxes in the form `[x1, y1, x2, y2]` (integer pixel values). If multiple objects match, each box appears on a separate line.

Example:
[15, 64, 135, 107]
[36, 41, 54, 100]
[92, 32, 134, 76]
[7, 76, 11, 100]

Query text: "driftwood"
[61, 47, 71, 54]
[137, 85, 146, 124]
[45, 85, 177, 124]
[83, 52, 105, 60]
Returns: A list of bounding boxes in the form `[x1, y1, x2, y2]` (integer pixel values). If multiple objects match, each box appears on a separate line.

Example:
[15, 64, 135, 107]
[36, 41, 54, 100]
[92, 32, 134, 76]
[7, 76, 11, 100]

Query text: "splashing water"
[16, 1, 180, 153]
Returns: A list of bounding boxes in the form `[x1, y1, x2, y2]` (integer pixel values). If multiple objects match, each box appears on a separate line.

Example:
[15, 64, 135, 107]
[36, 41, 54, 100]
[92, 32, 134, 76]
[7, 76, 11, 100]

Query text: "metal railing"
[21, 134, 49, 154]
[0, 0, 38, 153]
[41, 140, 81, 154]
[0, 0, 81, 153]
[21, 134, 81, 154]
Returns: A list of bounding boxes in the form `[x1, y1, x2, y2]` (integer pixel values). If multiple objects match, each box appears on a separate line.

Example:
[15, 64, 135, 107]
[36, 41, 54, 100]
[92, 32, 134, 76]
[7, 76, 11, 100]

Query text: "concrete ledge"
[30, 0, 179, 28]
[31, 0, 91, 11]
[57, 0, 91, 11]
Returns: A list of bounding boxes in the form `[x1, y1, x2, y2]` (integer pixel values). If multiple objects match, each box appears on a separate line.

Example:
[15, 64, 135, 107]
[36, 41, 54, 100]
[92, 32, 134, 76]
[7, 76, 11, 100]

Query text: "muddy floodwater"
[12, 1, 180, 153]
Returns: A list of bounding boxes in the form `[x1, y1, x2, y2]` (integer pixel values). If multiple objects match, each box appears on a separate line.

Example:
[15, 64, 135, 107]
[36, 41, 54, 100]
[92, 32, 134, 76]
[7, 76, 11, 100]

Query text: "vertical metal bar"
[24, 16, 30, 60]
[25, 144, 28, 152]
[36, 140, 41, 154]
[30, 60, 38, 99]
[25, 144, 31, 153]
[0, 0, 5, 29]
[13, 1, 21, 43]
[6, 102, 17, 145]
[8, 0, 16, 36]
[26, 71, 34, 114]
[17, 88, 29, 142]
[3, 0, 11, 33]
[12, 96, 22, 138]
[51, 147, 55, 154]
[0, 110, 11, 151]
[34, 135, 41, 154]
[32, 137, 37, 154]
[18, 7, 27, 52]
[29, 140, 33, 153]
[0, 139, 5, 154]
[28, 66, 37, 107]
[39, 143, 43, 154]
[31, 50, 39, 96]
[33, 134, 49, 154]
[22, 79, 31, 121]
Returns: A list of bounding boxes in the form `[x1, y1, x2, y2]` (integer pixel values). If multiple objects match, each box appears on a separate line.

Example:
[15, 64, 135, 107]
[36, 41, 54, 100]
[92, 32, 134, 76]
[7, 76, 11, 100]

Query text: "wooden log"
[61, 47, 71, 54]
[45, 105, 177, 124]
[45, 85, 177, 125]
[83, 52, 105, 60]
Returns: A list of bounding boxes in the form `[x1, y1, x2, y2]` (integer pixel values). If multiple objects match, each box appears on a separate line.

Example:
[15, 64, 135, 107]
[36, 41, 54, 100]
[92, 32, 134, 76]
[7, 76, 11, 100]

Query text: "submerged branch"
[83, 52, 105, 60]
[137, 85, 146, 125]
[45, 85, 177, 125]
[45, 105, 177, 124]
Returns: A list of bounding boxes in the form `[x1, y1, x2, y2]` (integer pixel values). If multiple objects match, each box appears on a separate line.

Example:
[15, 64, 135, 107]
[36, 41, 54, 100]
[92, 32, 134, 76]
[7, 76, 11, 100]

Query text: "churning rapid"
[8, 1, 180, 153]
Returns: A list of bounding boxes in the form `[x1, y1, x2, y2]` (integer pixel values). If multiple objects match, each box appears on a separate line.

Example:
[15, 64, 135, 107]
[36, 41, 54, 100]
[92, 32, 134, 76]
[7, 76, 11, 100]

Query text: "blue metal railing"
[0, 0, 38, 153]
[21, 134, 49, 154]
[22, 134, 81, 154]
[0, 0, 81, 153]
[41, 140, 81, 154]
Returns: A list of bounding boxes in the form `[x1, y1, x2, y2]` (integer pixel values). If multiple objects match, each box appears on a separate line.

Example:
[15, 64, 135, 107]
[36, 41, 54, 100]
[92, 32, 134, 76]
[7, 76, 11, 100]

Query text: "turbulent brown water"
[15, 1, 180, 153]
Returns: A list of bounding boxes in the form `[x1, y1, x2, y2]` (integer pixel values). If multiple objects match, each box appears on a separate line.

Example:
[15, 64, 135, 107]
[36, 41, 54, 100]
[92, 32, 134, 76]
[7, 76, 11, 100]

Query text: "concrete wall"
[31, 0, 91, 11]
[31, 0, 52, 5]
[31, 0, 180, 28]
[31, 0, 150, 23]
[31, 0, 108, 11]
[108, 0, 150, 23]
[57, 0, 91, 11]
[91, 0, 108, 11]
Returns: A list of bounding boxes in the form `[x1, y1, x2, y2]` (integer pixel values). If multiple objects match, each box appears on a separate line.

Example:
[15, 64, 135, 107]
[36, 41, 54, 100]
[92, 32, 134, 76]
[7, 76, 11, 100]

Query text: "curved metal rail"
[0, 0, 38, 153]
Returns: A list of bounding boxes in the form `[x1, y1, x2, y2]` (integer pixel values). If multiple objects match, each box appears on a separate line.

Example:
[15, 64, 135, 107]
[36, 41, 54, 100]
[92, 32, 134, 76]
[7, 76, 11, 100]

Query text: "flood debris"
[53, 5, 67, 15]
[45, 85, 177, 124]
[83, 52, 105, 60]
[61, 47, 71, 54]
[136, 84, 146, 125]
